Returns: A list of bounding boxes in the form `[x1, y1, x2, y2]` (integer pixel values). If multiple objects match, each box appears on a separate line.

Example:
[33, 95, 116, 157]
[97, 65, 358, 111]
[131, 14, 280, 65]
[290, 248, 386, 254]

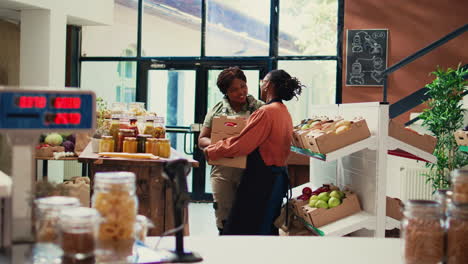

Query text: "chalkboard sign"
[345, 29, 388, 86]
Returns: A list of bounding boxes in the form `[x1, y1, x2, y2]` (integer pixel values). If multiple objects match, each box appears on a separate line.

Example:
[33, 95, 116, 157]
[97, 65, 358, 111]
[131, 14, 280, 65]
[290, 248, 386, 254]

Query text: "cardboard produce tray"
[389, 120, 437, 154]
[454, 130, 468, 146]
[300, 192, 362, 228]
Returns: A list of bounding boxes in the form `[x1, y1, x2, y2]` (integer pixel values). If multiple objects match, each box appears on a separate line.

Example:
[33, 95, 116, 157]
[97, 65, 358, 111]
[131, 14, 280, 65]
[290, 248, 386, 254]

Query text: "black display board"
[345, 29, 388, 86]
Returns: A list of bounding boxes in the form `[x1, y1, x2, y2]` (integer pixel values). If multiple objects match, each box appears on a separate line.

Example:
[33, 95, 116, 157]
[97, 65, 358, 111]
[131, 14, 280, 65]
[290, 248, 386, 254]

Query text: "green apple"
[309, 199, 318, 207]
[330, 190, 341, 199]
[309, 195, 319, 202]
[315, 200, 329, 209]
[301, 124, 310, 130]
[317, 192, 330, 202]
[328, 197, 341, 208]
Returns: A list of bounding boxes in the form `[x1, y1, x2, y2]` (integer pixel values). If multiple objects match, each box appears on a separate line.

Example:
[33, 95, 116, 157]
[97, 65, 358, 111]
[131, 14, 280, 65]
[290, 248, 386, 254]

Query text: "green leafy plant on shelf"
[93, 97, 110, 139]
[419, 65, 468, 192]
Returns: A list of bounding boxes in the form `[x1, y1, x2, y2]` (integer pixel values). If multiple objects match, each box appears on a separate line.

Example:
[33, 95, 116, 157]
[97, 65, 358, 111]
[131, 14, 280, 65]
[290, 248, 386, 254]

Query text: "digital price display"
[0, 90, 95, 131]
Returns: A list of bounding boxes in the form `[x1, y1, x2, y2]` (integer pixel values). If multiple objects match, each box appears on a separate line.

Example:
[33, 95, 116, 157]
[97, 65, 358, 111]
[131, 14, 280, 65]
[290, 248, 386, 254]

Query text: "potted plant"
[419, 65, 468, 192]
[91, 97, 111, 152]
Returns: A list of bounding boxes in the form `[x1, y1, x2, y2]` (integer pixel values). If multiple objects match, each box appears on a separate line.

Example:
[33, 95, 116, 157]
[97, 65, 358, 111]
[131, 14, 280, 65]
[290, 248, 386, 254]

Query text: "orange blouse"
[206, 102, 293, 166]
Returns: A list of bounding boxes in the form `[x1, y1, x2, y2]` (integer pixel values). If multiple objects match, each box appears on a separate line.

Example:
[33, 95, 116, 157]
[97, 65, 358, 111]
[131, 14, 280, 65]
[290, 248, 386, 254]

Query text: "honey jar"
[99, 136, 114, 153]
[145, 138, 158, 156]
[157, 138, 171, 158]
[117, 129, 135, 152]
[122, 137, 137, 153]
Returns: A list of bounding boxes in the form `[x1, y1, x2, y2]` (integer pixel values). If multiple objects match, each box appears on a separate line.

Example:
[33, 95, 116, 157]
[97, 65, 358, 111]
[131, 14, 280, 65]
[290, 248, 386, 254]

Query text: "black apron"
[222, 99, 290, 235]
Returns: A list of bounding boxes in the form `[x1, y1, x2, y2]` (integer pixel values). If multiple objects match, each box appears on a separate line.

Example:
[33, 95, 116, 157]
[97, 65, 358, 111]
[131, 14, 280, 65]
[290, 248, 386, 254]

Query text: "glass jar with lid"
[142, 118, 155, 136]
[34, 196, 80, 244]
[109, 116, 121, 151]
[117, 129, 135, 152]
[58, 207, 100, 261]
[157, 138, 171, 158]
[99, 136, 114, 153]
[92, 172, 137, 262]
[447, 202, 468, 264]
[153, 117, 166, 138]
[401, 200, 444, 264]
[451, 169, 468, 204]
[136, 134, 152, 153]
[145, 138, 158, 156]
[434, 189, 452, 219]
[123, 137, 137, 153]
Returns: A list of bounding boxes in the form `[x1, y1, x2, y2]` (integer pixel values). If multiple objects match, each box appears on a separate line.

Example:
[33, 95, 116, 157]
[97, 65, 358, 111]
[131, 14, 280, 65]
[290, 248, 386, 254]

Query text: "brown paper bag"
[63, 177, 90, 207]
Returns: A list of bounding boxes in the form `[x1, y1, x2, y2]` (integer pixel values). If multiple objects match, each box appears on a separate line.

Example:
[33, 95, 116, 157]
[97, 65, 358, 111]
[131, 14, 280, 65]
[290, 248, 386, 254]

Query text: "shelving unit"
[290, 102, 436, 237]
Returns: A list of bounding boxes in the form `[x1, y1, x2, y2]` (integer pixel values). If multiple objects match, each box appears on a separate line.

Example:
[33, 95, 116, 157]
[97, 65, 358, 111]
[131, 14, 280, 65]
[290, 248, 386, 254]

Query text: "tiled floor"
[188, 202, 218, 236]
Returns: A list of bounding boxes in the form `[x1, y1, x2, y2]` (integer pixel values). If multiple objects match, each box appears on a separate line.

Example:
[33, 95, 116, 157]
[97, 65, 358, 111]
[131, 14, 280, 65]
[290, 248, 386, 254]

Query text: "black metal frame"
[74, 0, 345, 201]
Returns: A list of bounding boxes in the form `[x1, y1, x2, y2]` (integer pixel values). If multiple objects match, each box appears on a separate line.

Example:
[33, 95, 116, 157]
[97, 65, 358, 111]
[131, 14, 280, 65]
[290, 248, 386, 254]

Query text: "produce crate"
[301, 192, 362, 228]
[389, 120, 437, 154]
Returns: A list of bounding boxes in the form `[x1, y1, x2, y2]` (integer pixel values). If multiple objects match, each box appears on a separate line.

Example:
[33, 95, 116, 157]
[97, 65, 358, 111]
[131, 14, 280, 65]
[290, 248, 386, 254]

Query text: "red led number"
[53, 97, 81, 109]
[18, 96, 46, 108]
[54, 113, 81, 125]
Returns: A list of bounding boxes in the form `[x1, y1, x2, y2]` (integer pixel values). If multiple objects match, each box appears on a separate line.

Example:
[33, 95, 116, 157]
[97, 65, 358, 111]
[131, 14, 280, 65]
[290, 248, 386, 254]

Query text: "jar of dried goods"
[58, 207, 100, 260]
[34, 196, 80, 244]
[401, 200, 444, 264]
[92, 172, 137, 262]
[447, 202, 468, 264]
[451, 169, 468, 204]
[153, 117, 166, 138]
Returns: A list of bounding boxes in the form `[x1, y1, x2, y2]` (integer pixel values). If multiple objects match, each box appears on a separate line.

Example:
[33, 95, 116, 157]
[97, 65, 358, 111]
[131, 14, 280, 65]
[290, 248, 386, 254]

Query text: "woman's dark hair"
[216, 67, 247, 94]
[267, 69, 304, 101]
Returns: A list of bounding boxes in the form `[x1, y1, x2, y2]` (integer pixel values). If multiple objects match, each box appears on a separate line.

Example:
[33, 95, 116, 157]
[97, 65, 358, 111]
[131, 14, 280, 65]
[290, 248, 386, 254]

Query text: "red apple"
[302, 187, 313, 196]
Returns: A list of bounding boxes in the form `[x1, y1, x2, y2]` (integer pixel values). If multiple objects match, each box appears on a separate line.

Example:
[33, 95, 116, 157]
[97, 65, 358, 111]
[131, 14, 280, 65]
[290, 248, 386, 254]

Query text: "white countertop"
[145, 236, 403, 264]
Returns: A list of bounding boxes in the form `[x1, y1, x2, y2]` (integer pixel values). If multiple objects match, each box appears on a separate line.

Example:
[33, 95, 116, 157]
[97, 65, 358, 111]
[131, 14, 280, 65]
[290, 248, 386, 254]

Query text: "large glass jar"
[109, 117, 120, 151]
[451, 169, 468, 204]
[117, 129, 135, 152]
[99, 136, 115, 153]
[34, 196, 80, 244]
[447, 203, 468, 264]
[145, 138, 158, 156]
[434, 189, 452, 219]
[157, 138, 171, 158]
[92, 172, 137, 262]
[123, 137, 137, 153]
[58, 207, 99, 261]
[401, 200, 444, 264]
[153, 117, 166, 138]
[142, 119, 155, 136]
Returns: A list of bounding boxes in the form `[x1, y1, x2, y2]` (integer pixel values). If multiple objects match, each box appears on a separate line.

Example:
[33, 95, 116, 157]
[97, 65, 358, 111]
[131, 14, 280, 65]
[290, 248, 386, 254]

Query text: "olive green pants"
[210, 165, 244, 230]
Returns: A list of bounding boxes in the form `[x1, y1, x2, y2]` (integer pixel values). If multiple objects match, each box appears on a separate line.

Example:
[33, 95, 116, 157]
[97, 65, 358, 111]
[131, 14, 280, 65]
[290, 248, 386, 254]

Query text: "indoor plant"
[419, 65, 468, 192]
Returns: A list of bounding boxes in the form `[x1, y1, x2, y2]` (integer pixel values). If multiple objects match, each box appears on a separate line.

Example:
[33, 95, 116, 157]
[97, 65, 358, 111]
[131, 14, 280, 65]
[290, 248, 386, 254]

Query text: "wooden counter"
[78, 144, 198, 236]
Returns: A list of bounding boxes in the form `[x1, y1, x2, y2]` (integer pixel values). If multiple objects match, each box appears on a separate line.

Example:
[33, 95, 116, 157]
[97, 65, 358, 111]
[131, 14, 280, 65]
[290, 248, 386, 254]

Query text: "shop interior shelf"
[291, 136, 377, 162]
[459, 145, 468, 152]
[387, 137, 437, 163]
[318, 211, 375, 237]
[385, 217, 401, 230]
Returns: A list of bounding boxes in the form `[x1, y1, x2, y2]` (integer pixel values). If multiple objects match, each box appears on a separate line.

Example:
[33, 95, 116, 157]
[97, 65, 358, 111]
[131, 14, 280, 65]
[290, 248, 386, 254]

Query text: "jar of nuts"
[34, 196, 80, 244]
[58, 207, 100, 261]
[92, 171, 138, 262]
[451, 169, 468, 204]
[401, 200, 444, 264]
[447, 203, 468, 264]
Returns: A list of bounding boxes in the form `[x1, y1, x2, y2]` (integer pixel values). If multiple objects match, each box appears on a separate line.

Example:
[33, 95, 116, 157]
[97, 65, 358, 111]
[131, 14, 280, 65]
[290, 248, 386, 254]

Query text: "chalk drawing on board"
[346, 29, 388, 86]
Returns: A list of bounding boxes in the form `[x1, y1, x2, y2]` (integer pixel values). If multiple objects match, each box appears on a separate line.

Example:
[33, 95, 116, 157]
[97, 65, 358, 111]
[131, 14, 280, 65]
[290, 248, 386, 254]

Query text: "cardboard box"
[291, 198, 309, 219]
[305, 119, 371, 154]
[35, 146, 65, 158]
[386, 196, 403, 221]
[389, 120, 437, 154]
[301, 192, 362, 228]
[454, 130, 468, 146]
[209, 115, 247, 169]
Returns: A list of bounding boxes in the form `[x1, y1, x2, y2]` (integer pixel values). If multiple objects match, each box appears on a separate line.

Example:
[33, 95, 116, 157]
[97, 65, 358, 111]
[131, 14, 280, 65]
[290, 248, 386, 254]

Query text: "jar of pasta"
[117, 129, 135, 152]
[401, 200, 444, 264]
[92, 172, 137, 262]
[99, 136, 115, 153]
[122, 137, 137, 153]
[451, 169, 468, 204]
[145, 138, 158, 156]
[447, 202, 468, 264]
[34, 196, 80, 244]
[153, 117, 166, 138]
[58, 207, 100, 261]
[157, 138, 171, 158]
